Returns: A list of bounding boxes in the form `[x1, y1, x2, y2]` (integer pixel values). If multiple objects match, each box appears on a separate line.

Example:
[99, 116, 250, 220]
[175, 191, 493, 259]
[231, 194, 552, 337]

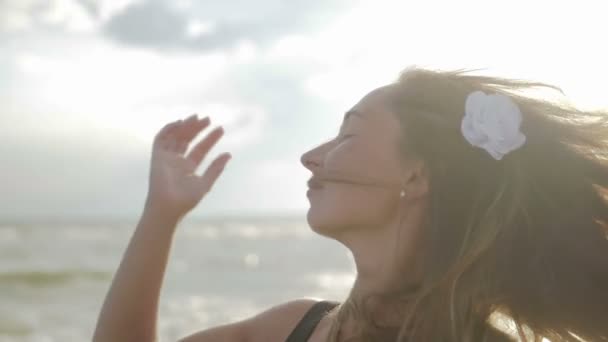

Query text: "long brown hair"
[325, 66, 608, 341]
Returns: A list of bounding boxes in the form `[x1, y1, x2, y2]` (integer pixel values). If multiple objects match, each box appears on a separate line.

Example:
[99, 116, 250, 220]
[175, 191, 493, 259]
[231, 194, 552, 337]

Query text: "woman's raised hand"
[144, 114, 231, 222]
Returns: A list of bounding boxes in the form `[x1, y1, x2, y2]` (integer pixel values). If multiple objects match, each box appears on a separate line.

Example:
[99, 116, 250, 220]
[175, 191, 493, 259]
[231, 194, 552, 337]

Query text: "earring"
[400, 189, 406, 198]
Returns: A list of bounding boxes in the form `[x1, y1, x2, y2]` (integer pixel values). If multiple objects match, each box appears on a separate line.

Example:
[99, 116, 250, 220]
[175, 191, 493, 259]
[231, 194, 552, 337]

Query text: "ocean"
[0, 216, 354, 342]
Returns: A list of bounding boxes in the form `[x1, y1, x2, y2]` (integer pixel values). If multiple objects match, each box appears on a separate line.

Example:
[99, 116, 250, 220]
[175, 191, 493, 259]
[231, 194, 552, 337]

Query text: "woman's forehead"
[349, 84, 399, 121]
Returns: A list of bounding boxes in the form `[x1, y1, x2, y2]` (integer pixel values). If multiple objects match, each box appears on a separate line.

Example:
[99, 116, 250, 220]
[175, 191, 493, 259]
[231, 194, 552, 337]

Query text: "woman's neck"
[338, 205, 428, 331]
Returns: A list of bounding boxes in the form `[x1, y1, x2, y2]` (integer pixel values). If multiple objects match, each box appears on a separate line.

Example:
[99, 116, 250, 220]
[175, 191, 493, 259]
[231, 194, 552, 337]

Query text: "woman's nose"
[300, 149, 321, 171]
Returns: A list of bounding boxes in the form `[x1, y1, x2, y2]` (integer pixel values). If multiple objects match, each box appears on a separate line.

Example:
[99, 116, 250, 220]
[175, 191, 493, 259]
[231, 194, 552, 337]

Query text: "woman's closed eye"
[336, 133, 356, 143]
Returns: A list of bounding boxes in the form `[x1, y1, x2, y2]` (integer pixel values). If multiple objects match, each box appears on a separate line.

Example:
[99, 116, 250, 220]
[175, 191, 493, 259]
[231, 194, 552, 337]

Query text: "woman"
[93, 67, 608, 342]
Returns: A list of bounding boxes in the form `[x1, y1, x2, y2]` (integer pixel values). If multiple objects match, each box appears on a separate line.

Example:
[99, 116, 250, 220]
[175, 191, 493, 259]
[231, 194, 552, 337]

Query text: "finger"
[197, 152, 232, 194]
[186, 126, 224, 168]
[158, 119, 183, 138]
[169, 115, 192, 140]
[176, 140, 189, 155]
[184, 116, 211, 142]
[167, 136, 179, 152]
[176, 116, 211, 155]
[154, 120, 183, 148]
[179, 114, 199, 137]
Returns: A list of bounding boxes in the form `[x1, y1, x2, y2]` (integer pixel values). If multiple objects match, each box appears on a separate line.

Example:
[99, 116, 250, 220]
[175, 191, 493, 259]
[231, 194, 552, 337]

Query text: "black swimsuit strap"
[285, 300, 340, 342]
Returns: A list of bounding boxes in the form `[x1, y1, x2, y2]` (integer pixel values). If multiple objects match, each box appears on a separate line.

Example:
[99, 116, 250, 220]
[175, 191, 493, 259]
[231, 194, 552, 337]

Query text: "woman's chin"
[306, 209, 327, 233]
[306, 209, 340, 237]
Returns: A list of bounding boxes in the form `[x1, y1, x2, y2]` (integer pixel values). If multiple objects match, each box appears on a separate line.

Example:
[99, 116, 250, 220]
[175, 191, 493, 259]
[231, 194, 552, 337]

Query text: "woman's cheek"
[324, 142, 359, 171]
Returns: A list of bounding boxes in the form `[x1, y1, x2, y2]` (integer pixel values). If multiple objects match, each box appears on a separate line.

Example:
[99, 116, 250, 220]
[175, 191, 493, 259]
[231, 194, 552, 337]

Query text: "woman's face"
[300, 85, 410, 237]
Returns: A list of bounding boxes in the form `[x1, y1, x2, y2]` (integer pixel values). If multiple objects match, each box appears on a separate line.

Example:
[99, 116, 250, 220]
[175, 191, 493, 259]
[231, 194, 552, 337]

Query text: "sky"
[1, 0, 608, 222]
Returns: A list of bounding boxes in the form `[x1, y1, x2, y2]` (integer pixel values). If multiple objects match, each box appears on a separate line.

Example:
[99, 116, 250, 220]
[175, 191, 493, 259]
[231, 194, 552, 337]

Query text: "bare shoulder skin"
[178, 299, 321, 342]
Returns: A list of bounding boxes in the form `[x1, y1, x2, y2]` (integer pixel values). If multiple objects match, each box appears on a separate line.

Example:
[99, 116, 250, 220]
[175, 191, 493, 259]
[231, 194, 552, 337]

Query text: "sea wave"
[0, 270, 111, 286]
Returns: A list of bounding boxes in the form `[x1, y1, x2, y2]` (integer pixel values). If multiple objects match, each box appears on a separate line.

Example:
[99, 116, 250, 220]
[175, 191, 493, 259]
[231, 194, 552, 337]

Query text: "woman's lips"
[306, 177, 323, 197]
[306, 188, 316, 195]
[307, 177, 324, 189]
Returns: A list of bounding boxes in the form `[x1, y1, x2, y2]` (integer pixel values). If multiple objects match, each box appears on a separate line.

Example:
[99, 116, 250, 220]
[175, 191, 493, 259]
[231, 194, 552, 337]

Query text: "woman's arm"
[93, 114, 232, 342]
[92, 209, 180, 342]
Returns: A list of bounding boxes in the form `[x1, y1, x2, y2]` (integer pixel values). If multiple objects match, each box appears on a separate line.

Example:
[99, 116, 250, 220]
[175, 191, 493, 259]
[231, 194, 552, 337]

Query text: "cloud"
[102, 0, 356, 52]
[3, 38, 237, 137]
[102, 0, 186, 50]
[0, 0, 98, 33]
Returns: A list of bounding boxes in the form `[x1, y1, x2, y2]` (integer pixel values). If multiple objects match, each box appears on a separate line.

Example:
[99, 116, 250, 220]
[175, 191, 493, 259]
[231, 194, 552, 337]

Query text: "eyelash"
[336, 133, 355, 142]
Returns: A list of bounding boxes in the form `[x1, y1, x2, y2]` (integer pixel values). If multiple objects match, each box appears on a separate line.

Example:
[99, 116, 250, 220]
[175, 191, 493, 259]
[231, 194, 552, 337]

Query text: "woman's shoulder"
[179, 299, 327, 342]
[248, 298, 332, 342]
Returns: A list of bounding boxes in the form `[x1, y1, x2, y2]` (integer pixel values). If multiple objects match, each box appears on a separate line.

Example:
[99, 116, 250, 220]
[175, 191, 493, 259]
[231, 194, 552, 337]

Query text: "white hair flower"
[460, 90, 526, 160]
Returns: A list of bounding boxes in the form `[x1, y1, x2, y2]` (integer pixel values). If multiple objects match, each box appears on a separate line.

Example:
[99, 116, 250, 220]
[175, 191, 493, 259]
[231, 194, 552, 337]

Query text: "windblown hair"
[325, 66, 608, 341]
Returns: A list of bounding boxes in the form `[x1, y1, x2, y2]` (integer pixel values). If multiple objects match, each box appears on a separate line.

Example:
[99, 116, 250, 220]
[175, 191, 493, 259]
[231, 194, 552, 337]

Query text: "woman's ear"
[402, 160, 429, 200]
